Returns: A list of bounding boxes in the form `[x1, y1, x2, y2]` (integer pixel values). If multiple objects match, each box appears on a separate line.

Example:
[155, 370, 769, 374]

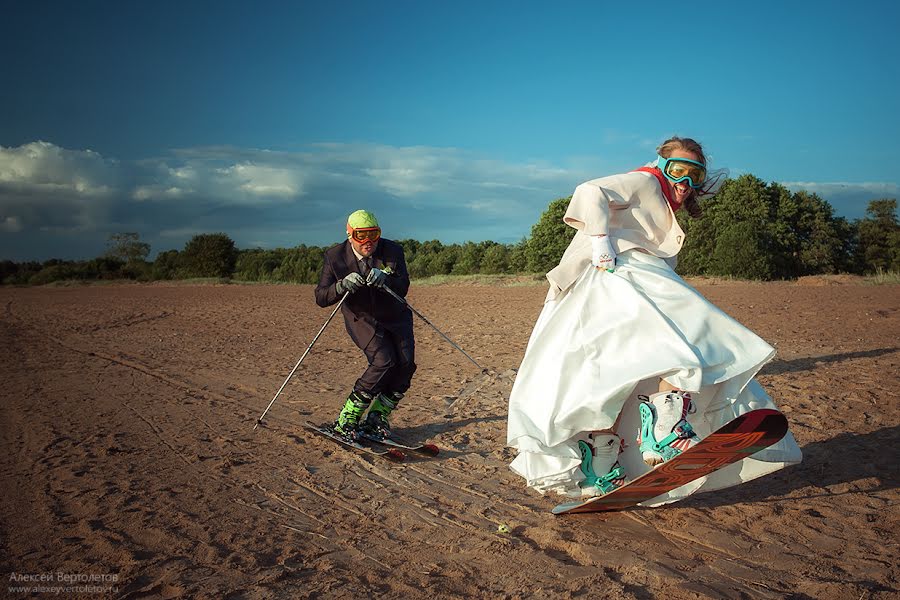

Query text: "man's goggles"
[657, 155, 707, 189]
[350, 227, 381, 242]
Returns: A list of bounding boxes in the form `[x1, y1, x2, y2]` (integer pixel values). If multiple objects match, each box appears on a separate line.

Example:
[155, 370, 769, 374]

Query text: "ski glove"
[366, 267, 388, 289]
[590, 235, 617, 272]
[336, 272, 365, 295]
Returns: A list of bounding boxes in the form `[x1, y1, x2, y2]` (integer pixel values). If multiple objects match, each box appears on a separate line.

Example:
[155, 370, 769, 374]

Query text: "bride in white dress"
[506, 137, 802, 505]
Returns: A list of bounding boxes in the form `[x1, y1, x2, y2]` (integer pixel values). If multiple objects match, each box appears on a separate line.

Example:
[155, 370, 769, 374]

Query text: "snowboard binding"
[638, 390, 697, 466]
[577, 434, 626, 496]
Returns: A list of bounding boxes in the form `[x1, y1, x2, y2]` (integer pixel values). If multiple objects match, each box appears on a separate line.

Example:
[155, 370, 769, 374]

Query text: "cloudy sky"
[2, 1, 898, 261]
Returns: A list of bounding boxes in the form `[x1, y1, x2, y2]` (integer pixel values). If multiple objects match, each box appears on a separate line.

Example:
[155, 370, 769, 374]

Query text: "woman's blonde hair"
[657, 136, 706, 219]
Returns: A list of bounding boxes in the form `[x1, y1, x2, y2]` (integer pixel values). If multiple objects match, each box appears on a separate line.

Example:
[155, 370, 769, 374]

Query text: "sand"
[1, 279, 898, 599]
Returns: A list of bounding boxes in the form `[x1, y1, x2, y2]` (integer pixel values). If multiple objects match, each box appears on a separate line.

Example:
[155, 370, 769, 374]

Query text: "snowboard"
[358, 430, 441, 456]
[552, 408, 789, 515]
[304, 421, 406, 462]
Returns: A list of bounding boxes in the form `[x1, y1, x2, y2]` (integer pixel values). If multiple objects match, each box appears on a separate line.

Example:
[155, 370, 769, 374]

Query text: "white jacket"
[545, 171, 685, 300]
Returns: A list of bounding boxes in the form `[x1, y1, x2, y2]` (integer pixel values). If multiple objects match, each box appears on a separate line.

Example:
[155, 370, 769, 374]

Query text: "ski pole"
[254, 291, 349, 430]
[379, 285, 484, 371]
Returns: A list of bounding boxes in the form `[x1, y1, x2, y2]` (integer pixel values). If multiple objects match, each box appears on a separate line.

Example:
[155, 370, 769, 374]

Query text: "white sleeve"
[562, 173, 635, 236]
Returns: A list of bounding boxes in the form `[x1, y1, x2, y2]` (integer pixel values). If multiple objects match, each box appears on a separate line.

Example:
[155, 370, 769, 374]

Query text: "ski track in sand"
[1, 281, 898, 599]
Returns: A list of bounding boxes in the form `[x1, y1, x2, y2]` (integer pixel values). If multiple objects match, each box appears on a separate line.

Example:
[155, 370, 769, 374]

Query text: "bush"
[526, 197, 574, 273]
[856, 199, 900, 273]
[180, 233, 238, 278]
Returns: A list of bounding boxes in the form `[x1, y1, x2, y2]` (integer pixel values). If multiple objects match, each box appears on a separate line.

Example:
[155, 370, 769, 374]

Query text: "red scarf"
[632, 166, 680, 212]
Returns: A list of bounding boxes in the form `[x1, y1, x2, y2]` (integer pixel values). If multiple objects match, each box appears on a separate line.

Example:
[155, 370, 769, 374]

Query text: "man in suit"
[314, 210, 416, 439]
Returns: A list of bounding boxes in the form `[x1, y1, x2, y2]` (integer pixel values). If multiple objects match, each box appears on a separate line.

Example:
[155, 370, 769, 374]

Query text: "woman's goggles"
[350, 227, 381, 242]
[657, 155, 707, 189]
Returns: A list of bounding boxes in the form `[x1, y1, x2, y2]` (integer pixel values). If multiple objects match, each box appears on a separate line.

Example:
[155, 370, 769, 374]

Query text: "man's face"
[350, 235, 379, 257]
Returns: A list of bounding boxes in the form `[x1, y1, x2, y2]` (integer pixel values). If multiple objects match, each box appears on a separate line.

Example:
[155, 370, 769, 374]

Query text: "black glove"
[366, 267, 387, 289]
[336, 272, 365, 295]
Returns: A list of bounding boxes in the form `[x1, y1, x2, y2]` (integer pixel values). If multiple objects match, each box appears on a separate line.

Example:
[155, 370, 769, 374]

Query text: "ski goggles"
[657, 155, 707, 189]
[349, 227, 381, 242]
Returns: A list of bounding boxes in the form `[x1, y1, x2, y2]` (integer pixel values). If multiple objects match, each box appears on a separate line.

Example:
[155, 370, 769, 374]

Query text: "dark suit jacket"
[315, 238, 414, 350]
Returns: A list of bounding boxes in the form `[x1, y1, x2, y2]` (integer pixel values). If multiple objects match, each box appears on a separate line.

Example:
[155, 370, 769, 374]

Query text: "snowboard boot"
[577, 432, 626, 497]
[637, 390, 698, 466]
[361, 391, 402, 440]
[332, 391, 372, 439]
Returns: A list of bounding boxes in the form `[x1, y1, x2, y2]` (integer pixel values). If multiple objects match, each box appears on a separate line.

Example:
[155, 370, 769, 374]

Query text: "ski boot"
[637, 390, 697, 466]
[332, 391, 372, 439]
[577, 432, 626, 497]
[361, 391, 402, 440]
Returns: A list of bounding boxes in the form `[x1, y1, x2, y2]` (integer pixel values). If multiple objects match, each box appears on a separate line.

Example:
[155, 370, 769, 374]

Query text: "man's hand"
[336, 272, 365, 295]
[366, 267, 387, 289]
[591, 235, 617, 272]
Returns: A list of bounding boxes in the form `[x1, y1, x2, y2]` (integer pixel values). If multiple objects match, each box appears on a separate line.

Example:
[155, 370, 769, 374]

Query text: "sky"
[1, 0, 898, 261]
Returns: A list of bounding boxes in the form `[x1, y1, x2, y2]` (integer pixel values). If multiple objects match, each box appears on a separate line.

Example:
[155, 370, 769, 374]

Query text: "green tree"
[679, 176, 858, 279]
[0, 260, 19, 284]
[398, 239, 421, 266]
[710, 221, 773, 279]
[408, 240, 456, 278]
[453, 241, 496, 275]
[235, 248, 286, 281]
[275, 245, 325, 283]
[2, 261, 40, 285]
[180, 233, 238, 278]
[674, 198, 716, 276]
[105, 232, 150, 264]
[480, 243, 510, 274]
[506, 238, 528, 273]
[526, 197, 574, 273]
[152, 250, 181, 280]
[430, 244, 460, 276]
[677, 175, 776, 278]
[84, 256, 127, 280]
[791, 191, 851, 275]
[856, 198, 900, 272]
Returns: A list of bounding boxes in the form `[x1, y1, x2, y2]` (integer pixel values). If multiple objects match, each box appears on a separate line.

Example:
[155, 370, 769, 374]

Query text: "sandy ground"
[1, 278, 898, 599]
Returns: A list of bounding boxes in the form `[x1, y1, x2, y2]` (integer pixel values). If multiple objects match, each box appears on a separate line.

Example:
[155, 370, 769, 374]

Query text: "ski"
[358, 431, 440, 456]
[304, 422, 406, 462]
[552, 408, 789, 515]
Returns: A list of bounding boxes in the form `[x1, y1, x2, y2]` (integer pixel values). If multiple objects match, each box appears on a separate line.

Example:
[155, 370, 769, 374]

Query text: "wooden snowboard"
[552, 408, 789, 515]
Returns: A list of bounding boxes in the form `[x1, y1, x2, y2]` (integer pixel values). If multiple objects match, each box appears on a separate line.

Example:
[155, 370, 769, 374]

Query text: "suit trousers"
[354, 327, 416, 396]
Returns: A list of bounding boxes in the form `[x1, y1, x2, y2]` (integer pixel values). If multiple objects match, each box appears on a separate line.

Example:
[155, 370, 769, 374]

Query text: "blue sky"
[1, 0, 898, 261]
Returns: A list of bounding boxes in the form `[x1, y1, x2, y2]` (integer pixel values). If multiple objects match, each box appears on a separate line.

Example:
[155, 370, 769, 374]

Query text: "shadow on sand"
[684, 423, 900, 509]
[394, 415, 506, 440]
[761, 347, 898, 376]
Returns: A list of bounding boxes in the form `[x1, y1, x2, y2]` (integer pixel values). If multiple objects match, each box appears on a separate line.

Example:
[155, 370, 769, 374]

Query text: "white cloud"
[1, 216, 23, 232]
[0, 140, 591, 259]
[132, 158, 306, 205]
[217, 163, 303, 198]
[363, 146, 446, 197]
[0, 141, 120, 196]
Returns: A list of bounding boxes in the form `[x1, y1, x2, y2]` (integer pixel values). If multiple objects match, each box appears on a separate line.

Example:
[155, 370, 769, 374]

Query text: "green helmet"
[347, 209, 379, 230]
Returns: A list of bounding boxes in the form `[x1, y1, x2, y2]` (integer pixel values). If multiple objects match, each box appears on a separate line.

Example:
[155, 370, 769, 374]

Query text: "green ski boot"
[333, 391, 372, 439]
[361, 392, 402, 439]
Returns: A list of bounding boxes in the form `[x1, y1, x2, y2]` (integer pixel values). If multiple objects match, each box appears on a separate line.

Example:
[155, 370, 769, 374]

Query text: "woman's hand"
[590, 235, 616, 272]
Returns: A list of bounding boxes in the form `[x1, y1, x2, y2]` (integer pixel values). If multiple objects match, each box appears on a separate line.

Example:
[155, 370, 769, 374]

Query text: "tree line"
[2, 174, 897, 286]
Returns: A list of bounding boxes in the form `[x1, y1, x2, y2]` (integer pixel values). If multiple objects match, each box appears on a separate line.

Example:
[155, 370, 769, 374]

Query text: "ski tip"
[420, 444, 440, 456]
[386, 448, 406, 462]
